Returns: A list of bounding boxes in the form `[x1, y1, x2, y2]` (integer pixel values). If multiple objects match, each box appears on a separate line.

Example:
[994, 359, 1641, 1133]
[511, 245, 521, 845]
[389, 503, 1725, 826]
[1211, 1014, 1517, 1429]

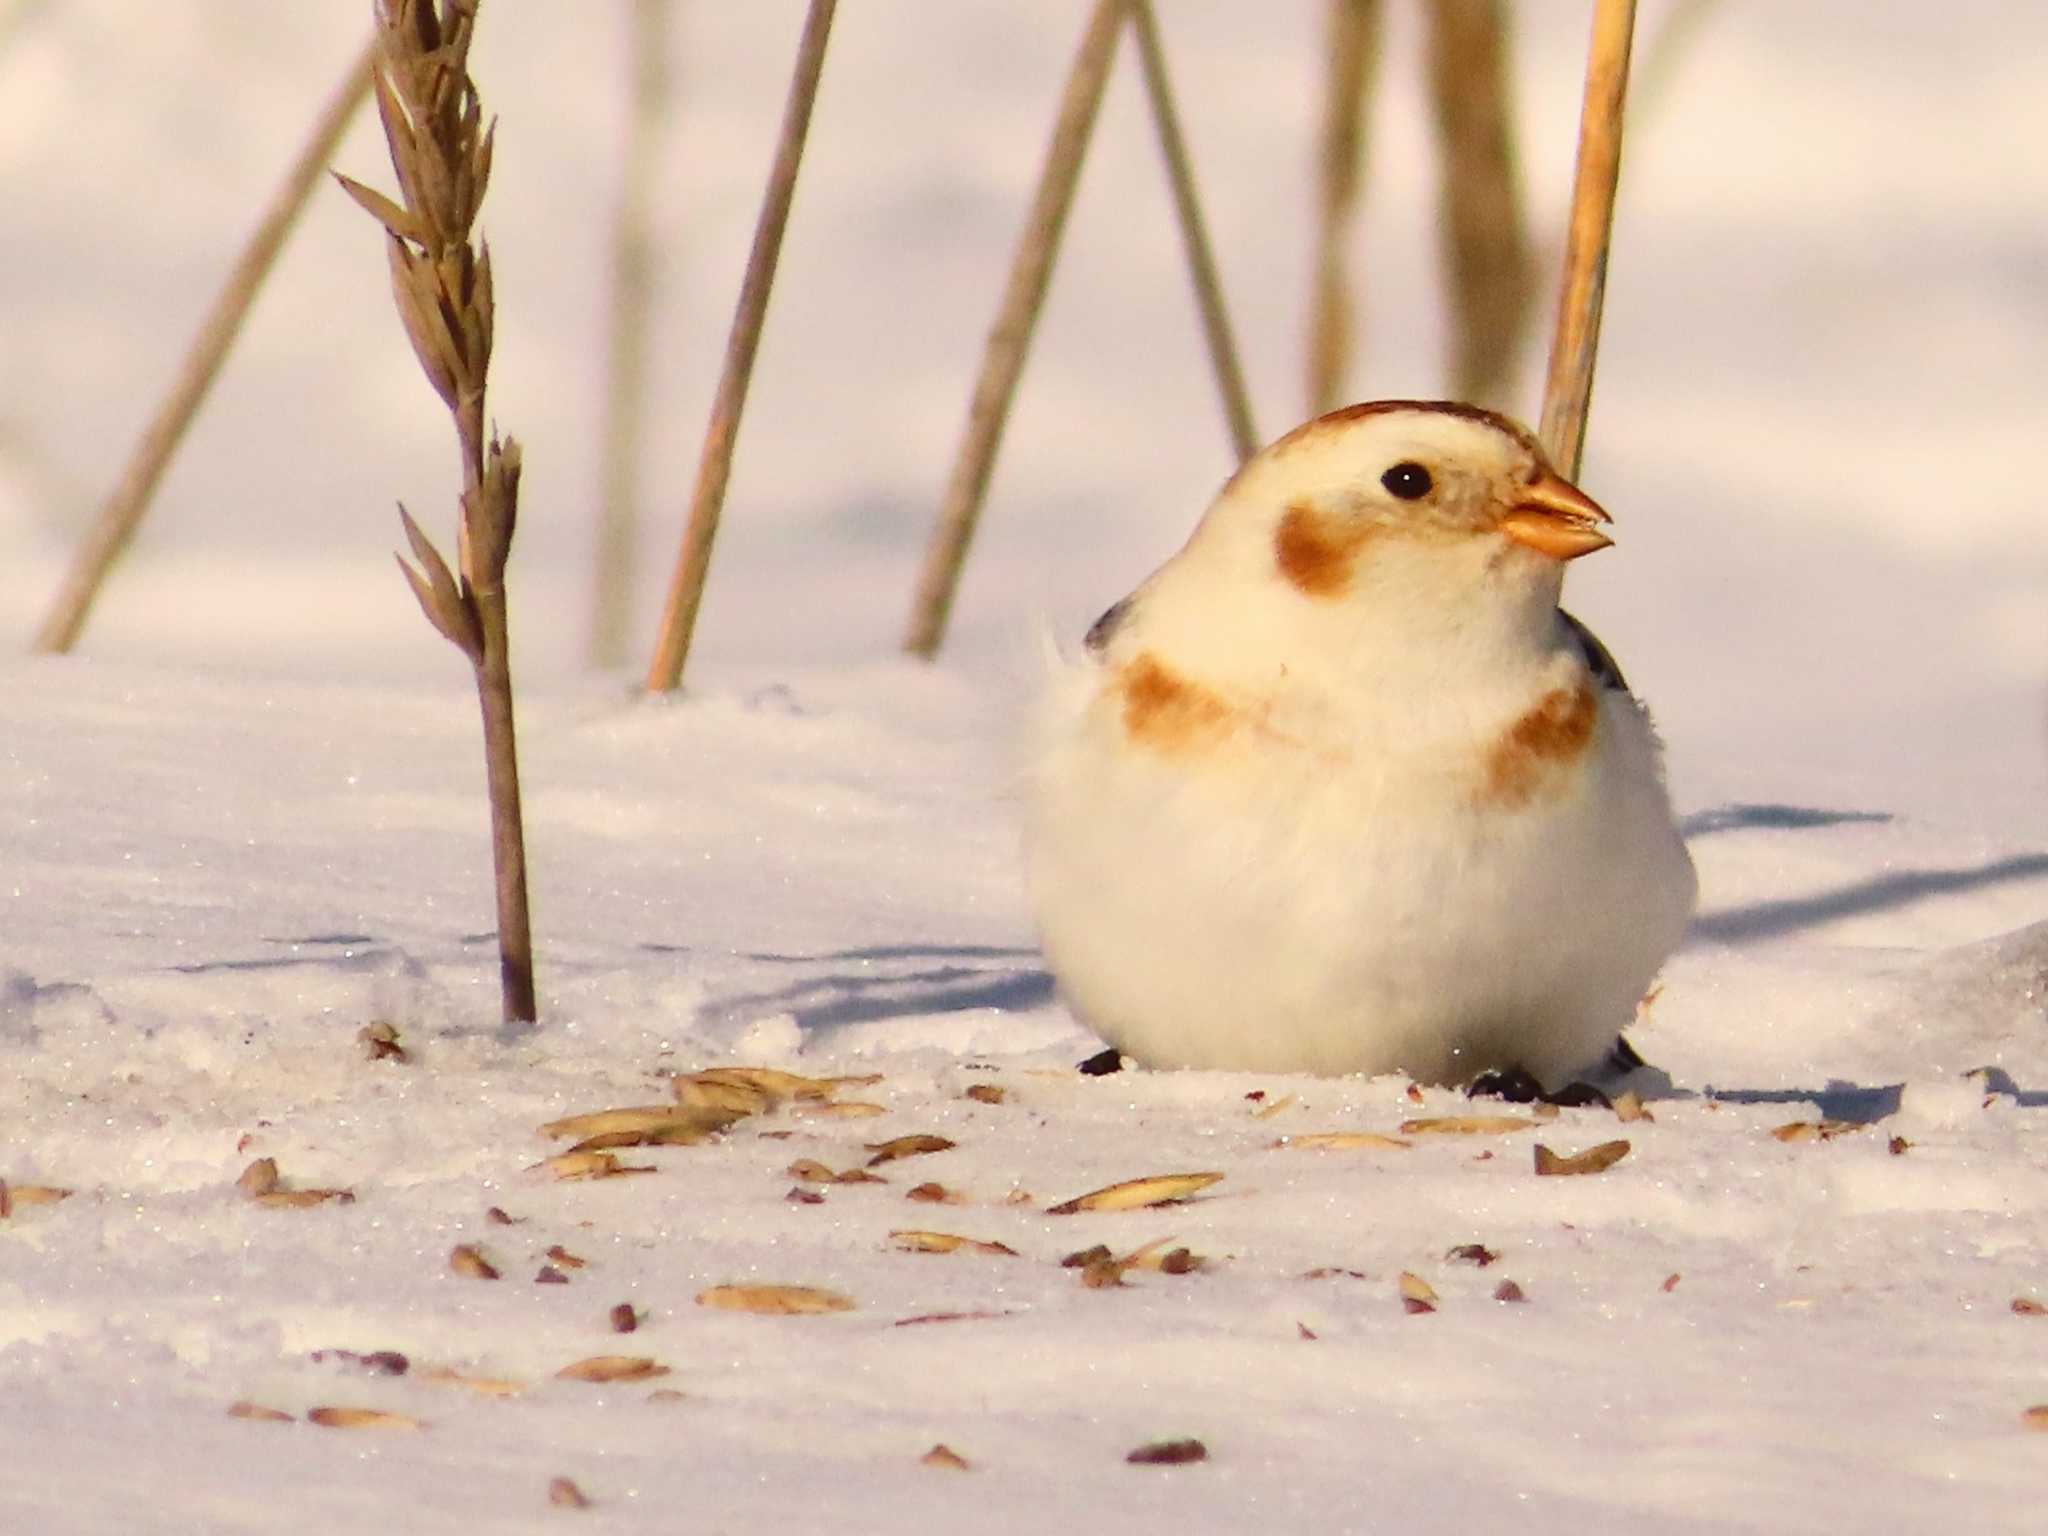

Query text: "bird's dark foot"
[1466, 1065, 1612, 1110]
[1076, 1047, 1125, 1077]
[1466, 1065, 1545, 1103]
[1605, 1034, 1648, 1074]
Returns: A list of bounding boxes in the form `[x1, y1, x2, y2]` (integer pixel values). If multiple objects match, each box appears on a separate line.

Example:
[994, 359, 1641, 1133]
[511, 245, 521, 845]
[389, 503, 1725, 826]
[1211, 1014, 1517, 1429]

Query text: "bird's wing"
[1559, 609, 1629, 694]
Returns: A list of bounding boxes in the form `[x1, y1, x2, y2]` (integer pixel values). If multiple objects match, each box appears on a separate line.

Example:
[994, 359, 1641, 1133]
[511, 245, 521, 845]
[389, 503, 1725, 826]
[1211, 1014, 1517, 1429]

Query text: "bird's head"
[1240, 398, 1605, 575]
[1137, 401, 1610, 667]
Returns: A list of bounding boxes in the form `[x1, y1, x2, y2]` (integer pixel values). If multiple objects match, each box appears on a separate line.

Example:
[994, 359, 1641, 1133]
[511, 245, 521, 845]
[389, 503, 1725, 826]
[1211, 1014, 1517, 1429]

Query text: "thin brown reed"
[336, 0, 536, 1026]
[1127, 0, 1258, 463]
[644, 0, 838, 695]
[1305, 0, 1380, 416]
[1538, 0, 1638, 478]
[32, 34, 376, 655]
[903, 0, 1125, 661]
[1427, 0, 1532, 409]
[590, 0, 675, 669]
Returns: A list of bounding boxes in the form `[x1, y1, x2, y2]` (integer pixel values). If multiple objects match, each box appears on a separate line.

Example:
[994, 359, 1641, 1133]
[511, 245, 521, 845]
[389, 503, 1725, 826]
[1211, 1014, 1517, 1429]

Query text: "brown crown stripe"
[1480, 684, 1598, 807]
[1269, 399, 1547, 462]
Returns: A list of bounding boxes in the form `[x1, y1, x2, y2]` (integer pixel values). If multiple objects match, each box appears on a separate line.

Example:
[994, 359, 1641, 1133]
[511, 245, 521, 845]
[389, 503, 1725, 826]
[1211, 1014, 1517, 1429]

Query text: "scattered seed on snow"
[556, 1356, 669, 1383]
[1533, 1140, 1631, 1176]
[696, 1284, 854, 1315]
[1047, 1172, 1223, 1214]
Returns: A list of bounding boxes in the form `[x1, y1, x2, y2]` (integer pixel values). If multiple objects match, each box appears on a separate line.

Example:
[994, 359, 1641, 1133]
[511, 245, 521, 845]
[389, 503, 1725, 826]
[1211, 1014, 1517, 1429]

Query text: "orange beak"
[1496, 470, 1612, 561]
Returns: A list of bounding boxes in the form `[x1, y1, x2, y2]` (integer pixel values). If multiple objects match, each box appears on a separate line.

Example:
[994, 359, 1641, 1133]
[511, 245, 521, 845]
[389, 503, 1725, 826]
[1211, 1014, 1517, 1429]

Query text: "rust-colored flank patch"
[1480, 683, 1597, 806]
[1274, 502, 1373, 599]
[1116, 652, 1233, 754]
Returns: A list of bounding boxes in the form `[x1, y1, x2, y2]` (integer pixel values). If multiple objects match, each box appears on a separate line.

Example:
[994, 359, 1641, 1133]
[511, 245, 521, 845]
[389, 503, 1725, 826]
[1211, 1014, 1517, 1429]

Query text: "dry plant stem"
[1127, 0, 1257, 463]
[1305, 0, 1379, 416]
[644, 0, 837, 694]
[342, 0, 535, 1026]
[903, 0, 1125, 660]
[1537, 0, 1637, 478]
[591, 0, 674, 668]
[1427, 0, 1532, 409]
[30, 34, 377, 655]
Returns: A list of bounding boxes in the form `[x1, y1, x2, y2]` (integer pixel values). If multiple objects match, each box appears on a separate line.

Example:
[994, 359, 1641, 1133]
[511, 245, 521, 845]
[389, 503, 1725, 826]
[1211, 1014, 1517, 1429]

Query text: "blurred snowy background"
[2, 0, 2044, 822]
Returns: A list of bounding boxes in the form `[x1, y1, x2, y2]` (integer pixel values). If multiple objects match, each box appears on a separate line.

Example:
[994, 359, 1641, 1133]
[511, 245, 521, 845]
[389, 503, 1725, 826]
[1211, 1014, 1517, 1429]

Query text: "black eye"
[1381, 461, 1433, 500]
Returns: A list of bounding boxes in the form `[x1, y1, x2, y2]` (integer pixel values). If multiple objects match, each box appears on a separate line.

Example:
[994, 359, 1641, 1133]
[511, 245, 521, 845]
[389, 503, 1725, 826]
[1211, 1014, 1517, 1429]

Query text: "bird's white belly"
[1026, 669, 1694, 1085]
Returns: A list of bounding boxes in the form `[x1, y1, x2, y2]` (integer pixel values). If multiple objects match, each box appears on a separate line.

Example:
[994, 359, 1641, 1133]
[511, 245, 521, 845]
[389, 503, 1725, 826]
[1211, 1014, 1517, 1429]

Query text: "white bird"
[1025, 400, 1695, 1095]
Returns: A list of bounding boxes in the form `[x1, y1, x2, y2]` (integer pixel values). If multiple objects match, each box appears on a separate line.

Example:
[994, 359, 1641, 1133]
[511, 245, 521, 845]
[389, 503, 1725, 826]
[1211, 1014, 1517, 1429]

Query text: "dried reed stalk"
[1537, 0, 1637, 478]
[30, 35, 377, 655]
[336, 0, 536, 1025]
[644, 0, 837, 694]
[1426, 0, 1532, 409]
[590, 0, 674, 668]
[1127, 0, 1257, 463]
[1305, 0, 1380, 416]
[902, 0, 1124, 661]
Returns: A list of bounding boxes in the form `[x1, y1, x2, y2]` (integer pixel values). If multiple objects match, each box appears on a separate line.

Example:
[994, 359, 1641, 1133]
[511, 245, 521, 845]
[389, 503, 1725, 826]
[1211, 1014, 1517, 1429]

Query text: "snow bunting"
[1025, 401, 1695, 1091]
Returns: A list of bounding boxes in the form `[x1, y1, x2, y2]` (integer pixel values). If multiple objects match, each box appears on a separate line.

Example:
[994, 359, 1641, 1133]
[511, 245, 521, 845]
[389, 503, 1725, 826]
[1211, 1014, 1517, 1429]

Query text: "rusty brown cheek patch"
[1116, 653, 1234, 753]
[1480, 684, 1597, 806]
[1275, 503, 1373, 598]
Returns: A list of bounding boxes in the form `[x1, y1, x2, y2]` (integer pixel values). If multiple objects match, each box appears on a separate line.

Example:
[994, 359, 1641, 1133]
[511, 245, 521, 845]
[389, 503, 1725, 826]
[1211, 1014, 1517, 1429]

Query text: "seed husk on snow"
[0, 1181, 71, 1217]
[556, 1355, 669, 1383]
[535, 1265, 569, 1284]
[357, 1021, 409, 1063]
[1273, 1131, 1410, 1152]
[905, 1181, 959, 1203]
[530, 1150, 654, 1181]
[227, 1401, 294, 1422]
[1399, 1114, 1535, 1136]
[2023, 1405, 2048, 1431]
[547, 1477, 591, 1508]
[1047, 1172, 1223, 1214]
[1398, 1272, 1438, 1314]
[609, 1303, 639, 1333]
[922, 1443, 972, 1470]
[1612, 1090, 1652, 1122]
[696, 1284, 855, 1315]
[1769, 1120, 1858, 1144]
[1493, 1280, 1527, 1303]
[1445, 1243, 1498, 1266]
[541, 1103, 745, 1151]
[888, 1230, 1018, 1258]
[545, 1245, 588, 1269]
[1126, 1438, 1207, 1465]
[307, 1406, 423, 1431]
[254, 1188, 356, 1209]
[417, 1368, 524, 1397]
[787, 1159, 885, 1186]
[864, 1134, 957, 1167]
[2012, 1297, 2047, 1316]
[964, 1084, 1006, 1106]
[449, 1243, 500, 1280]
[1533, 1139, 1631, 1176]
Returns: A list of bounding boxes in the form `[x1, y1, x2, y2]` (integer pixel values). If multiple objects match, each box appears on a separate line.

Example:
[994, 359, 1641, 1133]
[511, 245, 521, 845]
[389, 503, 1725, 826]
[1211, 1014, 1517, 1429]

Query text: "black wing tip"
[1560, 609, 1630, 693]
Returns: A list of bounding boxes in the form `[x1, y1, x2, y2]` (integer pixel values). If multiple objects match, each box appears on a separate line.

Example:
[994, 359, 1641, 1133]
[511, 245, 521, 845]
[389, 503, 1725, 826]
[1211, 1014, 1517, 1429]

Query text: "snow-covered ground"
[3, 3, 2048, 1532]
